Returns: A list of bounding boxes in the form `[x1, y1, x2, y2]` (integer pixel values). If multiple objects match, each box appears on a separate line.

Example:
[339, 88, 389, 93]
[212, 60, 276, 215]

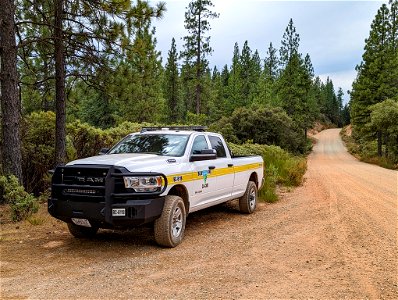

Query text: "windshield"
[108, 134, 189, 157]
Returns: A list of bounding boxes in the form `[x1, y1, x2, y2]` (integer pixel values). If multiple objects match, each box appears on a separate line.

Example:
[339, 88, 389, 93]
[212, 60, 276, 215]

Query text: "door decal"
[198, 170, 211, 188]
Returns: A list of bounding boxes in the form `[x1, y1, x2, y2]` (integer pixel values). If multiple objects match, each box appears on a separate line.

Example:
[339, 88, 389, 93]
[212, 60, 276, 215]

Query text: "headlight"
[123, 176, 163, 192]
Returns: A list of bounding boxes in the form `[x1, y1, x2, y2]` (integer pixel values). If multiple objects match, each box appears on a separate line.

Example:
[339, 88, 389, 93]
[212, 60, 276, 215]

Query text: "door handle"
[228, 164, 234, 167]
[208, 166, 216, 170]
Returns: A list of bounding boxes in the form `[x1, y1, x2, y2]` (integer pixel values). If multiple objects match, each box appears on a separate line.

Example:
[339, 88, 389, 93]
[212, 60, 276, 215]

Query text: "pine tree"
[0, 0, 23, 182]
[304, 53, 314, 79]
[277, 20, 318, 141]
[350, 1, 398, 156]
[336, 88, 344, 126]
[323, 77, 339, 124]
[72, 78, 116, 128]
[351, 3, 392, 131]
[114, 8, 164, 123]
[227, 42, 243, 113]
[341, 103, 351, 126]
[219, 64, 230, 111]
[181, 0, 219, 114]
[313, 77, 327, 117]
[257, 42, 279, 106]
[240, 41, 253, 106]
[264, 42, 279, 81]
[180, 57, 196, 117]
[279, 18, 300, 67]
[277, 52, 316, 142]
[164, 38, 182, 122]
[249, 49, 262, 104]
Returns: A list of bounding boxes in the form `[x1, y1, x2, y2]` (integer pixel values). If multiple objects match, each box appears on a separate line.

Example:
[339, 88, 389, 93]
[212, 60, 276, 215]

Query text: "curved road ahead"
[285, 128, 397, 299]
[1, 128, 397, 299]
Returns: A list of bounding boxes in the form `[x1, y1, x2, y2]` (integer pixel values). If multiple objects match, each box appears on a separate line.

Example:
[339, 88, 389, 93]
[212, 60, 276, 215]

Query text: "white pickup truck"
[48, 127, 264, 247]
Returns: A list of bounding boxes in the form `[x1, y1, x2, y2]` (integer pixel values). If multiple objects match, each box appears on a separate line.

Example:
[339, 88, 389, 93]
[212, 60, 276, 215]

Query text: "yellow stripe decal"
[166, 162, 263, 184]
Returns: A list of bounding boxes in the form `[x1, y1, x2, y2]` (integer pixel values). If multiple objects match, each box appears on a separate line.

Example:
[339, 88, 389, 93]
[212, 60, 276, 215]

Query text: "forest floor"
[1, 129, 397, 299]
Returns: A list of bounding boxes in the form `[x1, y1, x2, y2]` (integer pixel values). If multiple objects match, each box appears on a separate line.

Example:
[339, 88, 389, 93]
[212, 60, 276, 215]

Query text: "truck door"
[189, 135, 218, 208]
[208, 135, 234, 200]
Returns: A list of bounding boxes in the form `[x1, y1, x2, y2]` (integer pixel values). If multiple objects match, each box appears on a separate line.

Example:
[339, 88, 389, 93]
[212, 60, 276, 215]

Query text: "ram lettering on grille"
[76, 176, 104, 183]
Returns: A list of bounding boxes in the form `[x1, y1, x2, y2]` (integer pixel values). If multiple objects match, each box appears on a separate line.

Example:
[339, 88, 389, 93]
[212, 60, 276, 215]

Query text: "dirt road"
[1, 128, 397, 299]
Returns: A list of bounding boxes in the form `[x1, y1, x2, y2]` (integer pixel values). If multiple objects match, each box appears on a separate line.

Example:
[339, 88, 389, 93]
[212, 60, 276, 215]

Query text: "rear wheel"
[67, 223, 98, 238]
[239, 181, 257, 214]
[154, 195, 186, 247]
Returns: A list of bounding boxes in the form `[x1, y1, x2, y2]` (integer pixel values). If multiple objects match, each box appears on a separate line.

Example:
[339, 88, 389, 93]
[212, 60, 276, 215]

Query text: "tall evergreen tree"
[180, 57, 195, 117]
[336, 87, 344, 126]
[164, 38, 182, 122]
[219, 64, 230, 110]
[323, 77, 339, 124]
[249, 49, 262, 103]
[209, 66, 226, 120]
[181, 0, 219, 114]
[279, 18, 300, 66]
[351, 1, 398, 156]
[227, 42, 243, 112]
[351, 3, 393, 130]
[277, 20, 318, 141]
[239, 41, 253, 106]
[0, 0, 23, 182]
[264, 42, 279, 81]
[114, 5, 164, 123]
[277, 52, 316, 142]
[304, 53, 314, 79]
[257, 42, 279, 106]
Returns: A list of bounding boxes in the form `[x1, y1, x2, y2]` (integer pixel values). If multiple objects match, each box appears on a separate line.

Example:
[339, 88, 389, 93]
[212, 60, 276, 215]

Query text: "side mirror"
[99, 148, 109, 155]
[190, 149, 217, 162]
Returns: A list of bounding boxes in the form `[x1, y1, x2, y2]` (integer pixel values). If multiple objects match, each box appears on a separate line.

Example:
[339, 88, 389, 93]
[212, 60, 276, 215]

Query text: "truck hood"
[66, 153, 180, 172]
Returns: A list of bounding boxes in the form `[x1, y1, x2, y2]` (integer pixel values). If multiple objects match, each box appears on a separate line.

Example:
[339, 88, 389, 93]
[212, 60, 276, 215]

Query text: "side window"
[191, 135, 209, 154]
[209, 136, 227, 158]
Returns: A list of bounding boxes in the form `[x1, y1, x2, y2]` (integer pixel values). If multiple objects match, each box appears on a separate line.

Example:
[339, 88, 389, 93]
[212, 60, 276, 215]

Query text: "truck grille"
[52, 165, 120, 202]
[62, 167, 108, 187]
[51, 165, 166, 204]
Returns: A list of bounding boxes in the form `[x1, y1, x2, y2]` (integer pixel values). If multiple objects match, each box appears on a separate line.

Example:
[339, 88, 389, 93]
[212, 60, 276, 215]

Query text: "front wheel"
[239, 181, 258, 214]
[67, 223, 98, 238]
[154, 195, 186, 248]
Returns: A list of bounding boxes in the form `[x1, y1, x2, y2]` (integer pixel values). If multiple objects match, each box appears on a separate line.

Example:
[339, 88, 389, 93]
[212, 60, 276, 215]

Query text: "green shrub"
[341, 126, 397, 169]
[22, 111, 81, 194]
[105, 121, 153, 144]
[211, 106, 307, 154]
[229, 143, 307, 202]
[0, 175, 38, 221]
[67, 120, 113, 158]
[21, 111, 57, 194]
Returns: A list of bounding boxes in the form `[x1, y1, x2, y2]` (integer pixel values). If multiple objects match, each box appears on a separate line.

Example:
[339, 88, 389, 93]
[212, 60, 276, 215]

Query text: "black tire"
[67, 222, 98, 238]
[154, 195, 186, 248]
[239, 181, 257, 214]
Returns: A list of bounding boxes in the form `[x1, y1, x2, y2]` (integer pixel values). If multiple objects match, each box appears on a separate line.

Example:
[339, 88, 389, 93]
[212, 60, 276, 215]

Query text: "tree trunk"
[54, 0, 66, 166]
[0, 0, 23, 183]
[195, 11, 201, 115]
[384, 133, 389, 159]
[377, 131, 382, 157]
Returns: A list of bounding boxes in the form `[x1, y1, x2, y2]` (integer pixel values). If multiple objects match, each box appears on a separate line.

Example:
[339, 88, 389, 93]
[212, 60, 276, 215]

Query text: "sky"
[151, 0, 388, 103]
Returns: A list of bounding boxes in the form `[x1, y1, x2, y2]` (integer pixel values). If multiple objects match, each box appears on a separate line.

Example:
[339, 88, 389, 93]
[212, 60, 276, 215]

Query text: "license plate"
[112, 208, 126, 217]
[71, 218, 91, 227]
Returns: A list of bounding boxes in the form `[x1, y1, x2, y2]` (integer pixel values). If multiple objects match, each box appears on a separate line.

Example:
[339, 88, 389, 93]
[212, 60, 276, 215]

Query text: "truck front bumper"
[48, 197, 165, 228]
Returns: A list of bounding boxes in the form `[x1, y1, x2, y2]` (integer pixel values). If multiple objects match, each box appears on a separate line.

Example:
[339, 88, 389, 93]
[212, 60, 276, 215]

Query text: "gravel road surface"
[1, 128, 397, 299]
